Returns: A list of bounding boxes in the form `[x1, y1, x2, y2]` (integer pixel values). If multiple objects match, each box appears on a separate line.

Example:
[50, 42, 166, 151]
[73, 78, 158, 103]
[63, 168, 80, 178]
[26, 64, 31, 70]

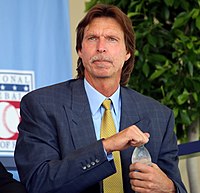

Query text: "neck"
[85, 77, 120, 97]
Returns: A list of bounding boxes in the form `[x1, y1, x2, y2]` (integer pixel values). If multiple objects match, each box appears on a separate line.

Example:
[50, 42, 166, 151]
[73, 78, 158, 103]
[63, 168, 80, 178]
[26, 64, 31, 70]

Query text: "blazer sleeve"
[155, 110, 187, 193]
[14, 93, 116, 193]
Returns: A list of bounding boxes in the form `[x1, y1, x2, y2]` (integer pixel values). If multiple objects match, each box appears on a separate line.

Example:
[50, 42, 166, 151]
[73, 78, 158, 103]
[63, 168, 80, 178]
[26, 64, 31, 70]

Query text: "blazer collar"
[66, 79, 97, 149]
[120, 87, 150, 133]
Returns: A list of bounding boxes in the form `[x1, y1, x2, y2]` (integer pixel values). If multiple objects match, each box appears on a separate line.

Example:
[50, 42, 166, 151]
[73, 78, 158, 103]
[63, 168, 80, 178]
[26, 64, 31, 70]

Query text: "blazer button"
[91, 161, 95, 166]
[86, 164, 91, 168]
[95, 159, 100, 163]
[82, 166, 87, 170]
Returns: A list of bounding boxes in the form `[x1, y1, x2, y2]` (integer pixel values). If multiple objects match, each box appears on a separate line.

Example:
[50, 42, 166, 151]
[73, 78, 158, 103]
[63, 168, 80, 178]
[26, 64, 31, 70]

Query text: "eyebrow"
[85, 32, 121, 40]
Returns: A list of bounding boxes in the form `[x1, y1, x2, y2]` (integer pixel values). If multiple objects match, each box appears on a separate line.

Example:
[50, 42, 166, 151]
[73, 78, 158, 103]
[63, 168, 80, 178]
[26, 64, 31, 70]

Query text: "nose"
[97, 38, 106, 53]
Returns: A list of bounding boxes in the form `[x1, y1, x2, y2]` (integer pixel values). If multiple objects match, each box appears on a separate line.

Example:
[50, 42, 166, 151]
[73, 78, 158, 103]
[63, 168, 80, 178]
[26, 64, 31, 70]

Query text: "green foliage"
[85, 0, 200, 142]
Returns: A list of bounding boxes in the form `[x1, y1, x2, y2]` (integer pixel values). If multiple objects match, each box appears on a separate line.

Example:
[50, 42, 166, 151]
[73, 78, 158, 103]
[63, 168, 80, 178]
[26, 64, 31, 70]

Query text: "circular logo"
[0, 102, 20, 139]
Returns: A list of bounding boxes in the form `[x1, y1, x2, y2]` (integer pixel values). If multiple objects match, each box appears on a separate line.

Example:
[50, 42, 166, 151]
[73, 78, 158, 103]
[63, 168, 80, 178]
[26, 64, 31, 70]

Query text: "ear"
[78, 49, 82, 58]
[125, 52, 131, 61]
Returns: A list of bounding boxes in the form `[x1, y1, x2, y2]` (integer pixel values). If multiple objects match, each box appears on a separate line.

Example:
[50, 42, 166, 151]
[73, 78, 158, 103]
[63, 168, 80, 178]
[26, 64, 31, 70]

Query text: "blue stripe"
[178, 140, 200, 156]
[0, 84, 30, 92]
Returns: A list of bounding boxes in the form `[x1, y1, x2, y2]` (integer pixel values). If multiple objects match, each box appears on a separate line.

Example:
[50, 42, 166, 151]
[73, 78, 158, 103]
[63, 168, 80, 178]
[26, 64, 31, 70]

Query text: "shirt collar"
[84, 79, 120, 117]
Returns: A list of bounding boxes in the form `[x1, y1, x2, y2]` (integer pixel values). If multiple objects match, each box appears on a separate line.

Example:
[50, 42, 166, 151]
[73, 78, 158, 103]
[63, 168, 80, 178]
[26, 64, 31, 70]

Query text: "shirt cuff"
[104, 148, 113, 161]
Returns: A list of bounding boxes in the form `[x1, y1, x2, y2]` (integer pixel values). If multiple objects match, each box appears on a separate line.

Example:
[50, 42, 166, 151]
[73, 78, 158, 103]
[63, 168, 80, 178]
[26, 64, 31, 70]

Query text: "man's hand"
[102, 125, 150, 153]
[129, 162, 176, 193]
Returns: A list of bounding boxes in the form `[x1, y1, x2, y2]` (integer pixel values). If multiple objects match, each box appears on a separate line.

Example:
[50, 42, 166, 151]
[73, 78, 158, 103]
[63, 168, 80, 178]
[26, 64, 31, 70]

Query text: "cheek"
[113, 47, 129, 60]
[78, 51, 91, 67]
[116, 52, 129, 66]
[78, 45, 93, 60]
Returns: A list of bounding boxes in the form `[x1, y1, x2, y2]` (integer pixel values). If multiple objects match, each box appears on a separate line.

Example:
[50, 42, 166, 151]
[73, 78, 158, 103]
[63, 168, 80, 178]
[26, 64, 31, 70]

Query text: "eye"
[107, 36, 118, 42]
[88, 36, 97, 41]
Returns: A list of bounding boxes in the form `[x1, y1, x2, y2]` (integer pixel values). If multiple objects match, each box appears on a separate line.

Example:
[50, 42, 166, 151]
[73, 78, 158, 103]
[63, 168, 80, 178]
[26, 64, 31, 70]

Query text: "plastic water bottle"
[131, 145, 152, 193]
[131, 145, 152, 165]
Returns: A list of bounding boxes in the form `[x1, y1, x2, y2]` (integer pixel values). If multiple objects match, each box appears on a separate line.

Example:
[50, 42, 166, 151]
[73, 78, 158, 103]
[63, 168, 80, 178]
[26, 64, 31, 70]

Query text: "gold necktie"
[100, 99, 124, 193]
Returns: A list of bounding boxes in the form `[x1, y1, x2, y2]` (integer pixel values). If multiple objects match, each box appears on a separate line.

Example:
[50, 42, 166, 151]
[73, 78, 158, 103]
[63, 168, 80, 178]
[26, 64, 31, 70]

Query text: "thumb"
[151, 163, 160, 169]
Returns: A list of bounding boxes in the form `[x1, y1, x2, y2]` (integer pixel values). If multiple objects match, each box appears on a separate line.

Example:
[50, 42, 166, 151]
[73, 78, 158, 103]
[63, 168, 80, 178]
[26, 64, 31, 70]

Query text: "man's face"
[78, 17, 131, 84]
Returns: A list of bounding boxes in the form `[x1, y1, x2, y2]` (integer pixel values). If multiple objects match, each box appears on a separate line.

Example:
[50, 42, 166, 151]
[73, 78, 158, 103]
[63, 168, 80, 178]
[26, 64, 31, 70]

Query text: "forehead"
[84, 17, 124, 36]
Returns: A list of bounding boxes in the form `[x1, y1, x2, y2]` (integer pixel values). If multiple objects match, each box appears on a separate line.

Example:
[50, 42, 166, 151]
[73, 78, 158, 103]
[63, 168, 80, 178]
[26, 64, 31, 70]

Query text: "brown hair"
[76, 4, 135, 86]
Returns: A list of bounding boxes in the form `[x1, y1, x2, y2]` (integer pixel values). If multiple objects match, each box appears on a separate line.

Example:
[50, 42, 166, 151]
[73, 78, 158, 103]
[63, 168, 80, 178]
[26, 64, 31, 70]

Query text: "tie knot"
[102, 99, 111, 110]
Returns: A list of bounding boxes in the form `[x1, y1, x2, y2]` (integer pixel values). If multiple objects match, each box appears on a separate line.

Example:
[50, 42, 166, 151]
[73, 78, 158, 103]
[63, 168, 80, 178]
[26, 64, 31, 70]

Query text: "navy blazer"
[14, 79, 187, 193]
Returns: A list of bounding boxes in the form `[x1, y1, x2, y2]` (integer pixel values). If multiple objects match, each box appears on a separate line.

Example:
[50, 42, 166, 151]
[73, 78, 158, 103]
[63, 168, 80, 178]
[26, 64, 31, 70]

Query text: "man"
[0, 162, 27, 193]
[15, 4, 187, 193]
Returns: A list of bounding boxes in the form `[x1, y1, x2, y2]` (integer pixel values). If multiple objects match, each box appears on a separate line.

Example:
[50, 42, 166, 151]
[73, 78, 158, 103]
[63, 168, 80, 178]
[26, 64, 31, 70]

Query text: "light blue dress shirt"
[84, 79, 121, 140]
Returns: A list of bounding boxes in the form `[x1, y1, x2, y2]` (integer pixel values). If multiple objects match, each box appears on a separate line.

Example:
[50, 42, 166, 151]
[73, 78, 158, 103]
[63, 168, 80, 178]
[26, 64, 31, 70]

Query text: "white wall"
[69, 0, 86, 78]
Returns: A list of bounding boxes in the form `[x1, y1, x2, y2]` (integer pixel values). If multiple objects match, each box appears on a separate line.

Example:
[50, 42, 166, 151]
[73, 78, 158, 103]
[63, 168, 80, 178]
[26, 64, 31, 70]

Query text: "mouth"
[93, 59, 112, 64]
[92, 60, 113, 69]
[90, 55, 112, 64]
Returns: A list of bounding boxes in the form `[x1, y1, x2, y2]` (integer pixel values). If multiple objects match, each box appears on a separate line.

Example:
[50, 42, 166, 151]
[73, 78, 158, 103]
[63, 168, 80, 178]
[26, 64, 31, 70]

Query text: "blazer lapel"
[120, 87, 150, 133]
[64, 79, 97, 149]
[120, 87, 140, 131]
